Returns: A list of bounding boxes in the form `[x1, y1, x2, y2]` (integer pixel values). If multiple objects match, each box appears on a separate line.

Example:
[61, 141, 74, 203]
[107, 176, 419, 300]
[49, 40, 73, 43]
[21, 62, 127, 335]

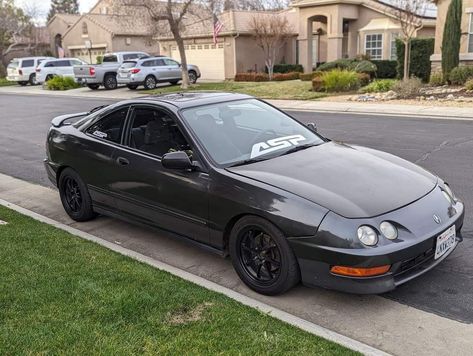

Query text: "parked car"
[73, 52, 149, 90]
[36, 58, 87, 85]
[117, 57, 201, 89]
[45, 93, 465, 296]
[6, 57, 53, 86]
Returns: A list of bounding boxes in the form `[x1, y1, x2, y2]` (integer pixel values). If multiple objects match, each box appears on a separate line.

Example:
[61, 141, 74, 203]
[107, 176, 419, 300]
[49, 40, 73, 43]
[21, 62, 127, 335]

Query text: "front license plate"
[435, 225, 456, 260]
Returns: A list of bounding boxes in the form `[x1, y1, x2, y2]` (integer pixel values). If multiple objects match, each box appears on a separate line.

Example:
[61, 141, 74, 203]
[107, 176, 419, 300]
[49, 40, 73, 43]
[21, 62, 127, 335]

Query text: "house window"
[469, 13, 473, 53]
[390, 33, 399, 60]
[82, 22, 88, 35]
[365, 34, 383, 60]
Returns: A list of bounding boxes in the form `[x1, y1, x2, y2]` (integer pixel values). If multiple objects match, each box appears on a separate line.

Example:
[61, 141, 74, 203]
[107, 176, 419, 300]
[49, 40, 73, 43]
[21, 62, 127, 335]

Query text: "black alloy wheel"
[103, 74, 118, 90]
[144, 75, 157, 90]
[188, 70, 197, 84]
[58, 168, 96, 222]
[239, 228, 282, 284]
[229, 216, 300, 295]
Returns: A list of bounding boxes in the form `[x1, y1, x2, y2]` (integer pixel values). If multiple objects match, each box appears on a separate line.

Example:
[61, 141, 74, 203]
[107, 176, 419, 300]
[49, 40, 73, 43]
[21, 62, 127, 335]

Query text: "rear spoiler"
[51, 105, 110, 128]
[51, 112, 88, 128]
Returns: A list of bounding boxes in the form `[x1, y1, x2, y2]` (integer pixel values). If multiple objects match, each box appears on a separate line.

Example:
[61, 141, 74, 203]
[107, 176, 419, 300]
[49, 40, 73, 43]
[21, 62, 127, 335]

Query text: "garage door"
[70, 48, 106, 64]
[171, 44, 225, 80]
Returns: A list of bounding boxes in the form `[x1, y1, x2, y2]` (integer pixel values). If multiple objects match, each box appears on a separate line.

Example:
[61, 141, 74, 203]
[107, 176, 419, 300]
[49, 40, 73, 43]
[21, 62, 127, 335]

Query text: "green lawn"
[0, 206, 357, 355]
[0, 78, 16, 87]
[150, 80, 326, 100]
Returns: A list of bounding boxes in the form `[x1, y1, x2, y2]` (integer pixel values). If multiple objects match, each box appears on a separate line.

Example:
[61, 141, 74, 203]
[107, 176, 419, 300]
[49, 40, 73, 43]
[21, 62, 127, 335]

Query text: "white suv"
[36, 58, 87, 85]
[7, 57, 53, 86]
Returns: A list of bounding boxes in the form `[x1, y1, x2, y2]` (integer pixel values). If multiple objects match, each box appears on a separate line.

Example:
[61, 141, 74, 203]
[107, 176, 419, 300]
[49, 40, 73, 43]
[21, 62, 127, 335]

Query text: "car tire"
[169, 80, 179, 85]
[188, 70, 197, 84]
[103, 74, 118, 90]
[87, 84, 100, 90]
[229, 216, 300, 295]
[127, 84, 138, 90]
[58, 168, 97, 222]
[144, 75, 157, 90]
[18, 81, 28, 86]
[29, 73, 36, 86]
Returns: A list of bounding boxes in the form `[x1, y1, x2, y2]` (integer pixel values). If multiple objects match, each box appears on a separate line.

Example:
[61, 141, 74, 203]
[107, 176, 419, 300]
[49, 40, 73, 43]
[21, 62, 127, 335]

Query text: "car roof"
[14, 56, 51, 61]
[140, 92, 253, 109]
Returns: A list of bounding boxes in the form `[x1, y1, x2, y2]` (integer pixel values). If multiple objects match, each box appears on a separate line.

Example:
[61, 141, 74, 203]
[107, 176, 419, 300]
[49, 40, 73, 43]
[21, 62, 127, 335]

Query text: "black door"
[109, 105, 210, 244]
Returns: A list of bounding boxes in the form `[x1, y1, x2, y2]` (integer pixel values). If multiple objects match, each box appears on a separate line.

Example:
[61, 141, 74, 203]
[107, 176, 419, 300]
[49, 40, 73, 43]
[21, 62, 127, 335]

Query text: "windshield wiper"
[227, 157, 270, 168]
[280, 143, 318, 156]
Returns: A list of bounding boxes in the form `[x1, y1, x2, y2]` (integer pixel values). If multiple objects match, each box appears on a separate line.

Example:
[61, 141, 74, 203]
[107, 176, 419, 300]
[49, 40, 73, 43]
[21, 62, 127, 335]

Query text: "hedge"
[449, 66, 473, 85]
[234, 73, 268, 82]
[371, 60, 397, 78]
[396, 38, 434, 82]
[265, 64, 304, 74]
[272, 72, 300, 81]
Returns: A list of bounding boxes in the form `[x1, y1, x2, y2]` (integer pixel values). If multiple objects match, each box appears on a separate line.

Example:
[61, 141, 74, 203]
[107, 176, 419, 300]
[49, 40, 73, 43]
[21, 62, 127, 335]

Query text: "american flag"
[213, 14, 223, 45]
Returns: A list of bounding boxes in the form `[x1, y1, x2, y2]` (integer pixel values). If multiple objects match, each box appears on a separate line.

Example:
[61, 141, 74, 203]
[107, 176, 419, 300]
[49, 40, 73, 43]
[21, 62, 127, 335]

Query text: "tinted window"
[55, 60, 71, 67]
[103, 55, 118, 63]
[181, 99, 324, 166]
[86, 107, 129, 144]
[156, 59, 165, 66]
[127, 107, 190, 157]
[21, 59, 34, 68]
[44, 61, 55, 67]
[142, 60, 155, 67]
[164, 58, 179, 67]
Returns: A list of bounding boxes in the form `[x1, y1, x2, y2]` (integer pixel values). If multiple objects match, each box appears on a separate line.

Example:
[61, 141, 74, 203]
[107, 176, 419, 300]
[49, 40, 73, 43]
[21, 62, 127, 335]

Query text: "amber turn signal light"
[330, 265, 391, 277]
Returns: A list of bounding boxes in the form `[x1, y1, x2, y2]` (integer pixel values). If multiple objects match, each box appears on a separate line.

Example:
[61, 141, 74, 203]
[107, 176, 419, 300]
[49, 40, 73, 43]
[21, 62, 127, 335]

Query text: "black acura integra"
[45, 93, 464, 295]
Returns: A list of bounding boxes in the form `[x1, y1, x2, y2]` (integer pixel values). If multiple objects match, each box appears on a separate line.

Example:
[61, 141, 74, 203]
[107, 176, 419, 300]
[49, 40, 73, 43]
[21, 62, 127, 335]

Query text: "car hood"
[227, 142, 437, 218]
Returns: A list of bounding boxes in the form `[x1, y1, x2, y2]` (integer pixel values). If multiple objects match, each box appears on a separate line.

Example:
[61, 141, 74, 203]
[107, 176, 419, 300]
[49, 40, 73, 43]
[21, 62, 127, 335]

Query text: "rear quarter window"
[21, 59, 34, 68]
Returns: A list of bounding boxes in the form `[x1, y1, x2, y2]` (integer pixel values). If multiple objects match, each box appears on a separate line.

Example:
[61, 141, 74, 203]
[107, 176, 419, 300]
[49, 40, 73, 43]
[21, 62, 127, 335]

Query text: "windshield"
[181, 99, 325, 166]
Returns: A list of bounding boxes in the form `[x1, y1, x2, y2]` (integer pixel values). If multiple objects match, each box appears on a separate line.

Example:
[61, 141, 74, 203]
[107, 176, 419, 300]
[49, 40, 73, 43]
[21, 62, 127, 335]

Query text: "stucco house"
[431, 0, 473, 70]
[47, 0, 159, 63]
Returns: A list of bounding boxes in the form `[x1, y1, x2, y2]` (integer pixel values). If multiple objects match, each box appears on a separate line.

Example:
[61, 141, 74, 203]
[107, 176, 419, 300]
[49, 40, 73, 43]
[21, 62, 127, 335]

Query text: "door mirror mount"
[307, 122, 317, 133]
[162, 151, 193, 170]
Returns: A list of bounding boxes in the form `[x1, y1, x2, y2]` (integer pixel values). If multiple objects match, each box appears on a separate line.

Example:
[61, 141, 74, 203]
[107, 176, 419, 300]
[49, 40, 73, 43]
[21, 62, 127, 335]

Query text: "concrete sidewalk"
[1, 172, 472, 356]
[2, 85, 473, 120]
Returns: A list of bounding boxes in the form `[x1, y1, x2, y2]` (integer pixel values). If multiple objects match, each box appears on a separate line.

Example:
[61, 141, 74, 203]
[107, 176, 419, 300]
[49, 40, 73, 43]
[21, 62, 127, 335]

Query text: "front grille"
[396, 247, 435, 275]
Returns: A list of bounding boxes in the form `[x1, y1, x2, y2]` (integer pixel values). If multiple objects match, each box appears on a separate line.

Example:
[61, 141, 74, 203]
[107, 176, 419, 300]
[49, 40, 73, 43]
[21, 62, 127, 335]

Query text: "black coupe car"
[45, 92, 464, 295]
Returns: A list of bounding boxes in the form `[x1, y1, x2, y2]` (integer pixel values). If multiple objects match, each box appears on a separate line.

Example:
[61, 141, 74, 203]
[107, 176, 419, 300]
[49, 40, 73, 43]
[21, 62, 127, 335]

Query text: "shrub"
[396, 38, 434, 82]
[448, 66, 473, 85]
[272, 72, 300, 81]
[372, 60, 397, 78]
[429, 72, 444, 86]
[355, 60, 377, 75]
[317, 59, 356, 72]
[392, 77, 422, 98]
[312, 77, 324, 92]
[266, 64, 304, 74]
[96, 55, 103, 64]
[465, 79, 473, 91]
[234, 72, 269, 82]
[357, 73, 371, 87]
[46, 76, 81, 91]
[359, 79, 397, 93]
[0, 63, 6, 78]
[321, 69, 360, 92]
[442, 0, 462, 80]
[300, 71, 322, 81]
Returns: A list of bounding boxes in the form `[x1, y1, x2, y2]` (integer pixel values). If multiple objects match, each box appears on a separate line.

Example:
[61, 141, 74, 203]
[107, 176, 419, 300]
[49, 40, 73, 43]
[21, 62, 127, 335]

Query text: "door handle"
[116, 157, 129, 166]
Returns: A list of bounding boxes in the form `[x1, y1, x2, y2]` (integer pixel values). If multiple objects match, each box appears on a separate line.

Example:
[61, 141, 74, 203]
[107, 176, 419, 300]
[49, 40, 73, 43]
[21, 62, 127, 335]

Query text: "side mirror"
[162, 151, 193, 170]
[307, 122, 317, 133]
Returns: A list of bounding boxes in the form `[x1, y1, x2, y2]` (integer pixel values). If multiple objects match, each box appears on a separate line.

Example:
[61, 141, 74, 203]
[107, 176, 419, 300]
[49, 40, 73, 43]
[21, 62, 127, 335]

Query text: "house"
[47, 0, 159, 63]
[431, 0, 473, 70]
[160, 1, 436, 79]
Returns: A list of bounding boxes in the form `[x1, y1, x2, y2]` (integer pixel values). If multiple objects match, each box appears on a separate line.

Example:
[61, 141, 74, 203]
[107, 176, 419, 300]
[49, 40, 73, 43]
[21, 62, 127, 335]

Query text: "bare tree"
[391, 0, 431, 80]
[0, 0, 31, 66]
[249, 14, 292, 80]
[117, 0, 207, 89]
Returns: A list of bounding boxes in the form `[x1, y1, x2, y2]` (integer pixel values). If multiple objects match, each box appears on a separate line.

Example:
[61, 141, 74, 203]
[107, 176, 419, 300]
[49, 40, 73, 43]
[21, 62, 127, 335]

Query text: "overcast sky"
[15, 0, 97, 24]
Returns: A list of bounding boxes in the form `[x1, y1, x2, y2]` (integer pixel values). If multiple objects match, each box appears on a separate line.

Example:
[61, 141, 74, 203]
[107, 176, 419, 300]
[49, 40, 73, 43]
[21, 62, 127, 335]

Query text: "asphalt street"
[1, 93, 472, 324]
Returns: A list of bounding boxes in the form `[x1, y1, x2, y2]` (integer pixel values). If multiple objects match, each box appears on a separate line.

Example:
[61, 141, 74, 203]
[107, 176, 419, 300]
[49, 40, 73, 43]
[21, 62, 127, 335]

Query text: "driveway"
[0, 93, 472, 355]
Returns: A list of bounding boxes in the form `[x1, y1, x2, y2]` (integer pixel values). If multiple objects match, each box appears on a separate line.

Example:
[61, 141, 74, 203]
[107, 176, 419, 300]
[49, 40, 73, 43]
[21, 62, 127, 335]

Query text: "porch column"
[326, 12, 343, 61]
[298, 19, 313, 73]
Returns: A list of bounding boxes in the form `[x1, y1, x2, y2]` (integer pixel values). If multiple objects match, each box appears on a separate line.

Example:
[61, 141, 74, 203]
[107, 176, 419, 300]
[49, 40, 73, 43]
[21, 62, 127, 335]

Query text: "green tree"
[47, 0, 80, 21]
[442, 0, 462, 82]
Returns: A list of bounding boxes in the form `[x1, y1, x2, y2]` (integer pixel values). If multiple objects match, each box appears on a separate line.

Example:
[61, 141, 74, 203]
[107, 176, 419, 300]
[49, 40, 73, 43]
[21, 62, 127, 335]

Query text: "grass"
[150, 80, 326, 100]
[0, 78, 16, 87]
[0, 205, 357, 355]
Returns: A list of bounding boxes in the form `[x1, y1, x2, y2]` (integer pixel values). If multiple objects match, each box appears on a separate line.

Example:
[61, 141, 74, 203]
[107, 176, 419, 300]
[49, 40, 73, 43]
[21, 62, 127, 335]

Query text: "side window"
[103, 55, 118, 63]
[164, 59, 179, 67]
[45, 62, 55, 68]
[55, 60, 70, 67]
[142, 60, 154, 67]
[155, 59, 165, 66]
[22, 59, 34, 68]
[86, 107, 129, 144]
[127, 107, 191, 158]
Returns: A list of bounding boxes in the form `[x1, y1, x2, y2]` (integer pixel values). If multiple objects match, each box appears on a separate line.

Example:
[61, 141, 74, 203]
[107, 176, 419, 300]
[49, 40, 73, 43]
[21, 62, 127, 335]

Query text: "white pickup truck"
[74, 51, 149, 90]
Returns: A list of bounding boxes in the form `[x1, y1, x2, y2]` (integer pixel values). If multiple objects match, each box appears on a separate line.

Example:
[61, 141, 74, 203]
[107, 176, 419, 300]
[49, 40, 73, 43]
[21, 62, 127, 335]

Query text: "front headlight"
[380, 221, 398, 240]
[357, 225, 378, 246]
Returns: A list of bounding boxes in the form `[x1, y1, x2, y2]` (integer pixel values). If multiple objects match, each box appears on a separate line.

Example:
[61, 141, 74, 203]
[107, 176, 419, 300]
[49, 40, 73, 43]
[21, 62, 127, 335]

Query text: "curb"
[0, 197, 390, 356]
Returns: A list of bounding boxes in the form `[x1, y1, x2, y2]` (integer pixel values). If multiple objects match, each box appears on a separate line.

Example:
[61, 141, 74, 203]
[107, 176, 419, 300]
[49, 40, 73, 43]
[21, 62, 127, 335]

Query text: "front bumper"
[44, 159, 59, 187]
[289, 186, 465, 294]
